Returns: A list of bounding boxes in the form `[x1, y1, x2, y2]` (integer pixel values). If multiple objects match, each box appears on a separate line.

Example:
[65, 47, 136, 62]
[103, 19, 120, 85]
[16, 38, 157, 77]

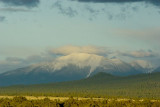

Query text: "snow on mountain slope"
[35, 53, 141, 76]
[54, 53, 104, 77]
[130, 60, 153, 73]
[2, 53, 153, 77]
[35, 53, 104, 76]
[92, 58, 142, 76]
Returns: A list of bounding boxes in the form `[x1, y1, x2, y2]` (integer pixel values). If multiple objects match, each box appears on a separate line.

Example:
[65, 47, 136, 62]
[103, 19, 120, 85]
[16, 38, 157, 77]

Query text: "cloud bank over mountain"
[120, 50, 157, 58]
[0, 45, 159, 73]
[48, 45, 109, 56]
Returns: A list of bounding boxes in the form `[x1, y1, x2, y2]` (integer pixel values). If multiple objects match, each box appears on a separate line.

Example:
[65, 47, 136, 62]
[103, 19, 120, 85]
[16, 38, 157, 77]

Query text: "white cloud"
[48, 45, 109, 56]
[120, 50, 156, 58]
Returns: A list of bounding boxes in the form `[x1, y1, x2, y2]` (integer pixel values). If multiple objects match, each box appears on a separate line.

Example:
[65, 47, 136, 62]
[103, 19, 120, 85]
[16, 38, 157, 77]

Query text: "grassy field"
[0, 96, 160, 107]
[0, 96, 108, 101]
[0, 96, 159, 102]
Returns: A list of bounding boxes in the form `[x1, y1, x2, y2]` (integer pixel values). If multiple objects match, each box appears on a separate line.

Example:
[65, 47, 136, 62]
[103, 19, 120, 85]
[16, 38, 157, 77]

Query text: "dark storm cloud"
[76, 0, 144, 3]
[76, 0, 160, 7]
[53, 1, 78, 17]
[0, 7, 32, 12]
[148, 0, 160, 7]
[0, 16, 5, 22]
[0, 0, 40, 7]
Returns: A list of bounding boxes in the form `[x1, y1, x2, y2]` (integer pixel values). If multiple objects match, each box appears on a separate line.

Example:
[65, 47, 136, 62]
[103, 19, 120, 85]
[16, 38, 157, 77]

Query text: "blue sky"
[0, 0, 160, 72]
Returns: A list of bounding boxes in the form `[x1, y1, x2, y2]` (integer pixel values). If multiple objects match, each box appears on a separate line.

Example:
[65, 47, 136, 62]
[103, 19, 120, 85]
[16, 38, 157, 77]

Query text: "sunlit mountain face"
[0, 0, 160, 84]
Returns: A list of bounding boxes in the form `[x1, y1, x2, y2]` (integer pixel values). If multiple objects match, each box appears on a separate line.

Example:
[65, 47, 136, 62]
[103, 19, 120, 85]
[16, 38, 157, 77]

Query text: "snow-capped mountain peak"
[0, 53, 156, 86]
[51, 53, 104, 76]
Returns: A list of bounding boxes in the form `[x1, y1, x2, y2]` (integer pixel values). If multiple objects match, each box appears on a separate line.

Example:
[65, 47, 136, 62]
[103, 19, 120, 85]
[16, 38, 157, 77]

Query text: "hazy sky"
[0, 0, 160, 72]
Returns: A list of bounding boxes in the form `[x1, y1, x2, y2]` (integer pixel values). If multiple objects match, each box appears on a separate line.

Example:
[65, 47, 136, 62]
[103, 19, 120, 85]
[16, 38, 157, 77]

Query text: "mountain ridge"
[0, 53, 155, 86]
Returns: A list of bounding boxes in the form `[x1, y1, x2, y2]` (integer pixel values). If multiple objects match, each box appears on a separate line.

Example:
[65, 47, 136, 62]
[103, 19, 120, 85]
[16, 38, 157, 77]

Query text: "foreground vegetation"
[0, 72, 160, 106]
[0, 96, 160, 107]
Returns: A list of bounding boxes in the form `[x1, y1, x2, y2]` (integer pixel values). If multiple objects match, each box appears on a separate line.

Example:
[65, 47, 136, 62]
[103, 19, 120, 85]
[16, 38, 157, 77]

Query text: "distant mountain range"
[0, 53, 157, 86]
